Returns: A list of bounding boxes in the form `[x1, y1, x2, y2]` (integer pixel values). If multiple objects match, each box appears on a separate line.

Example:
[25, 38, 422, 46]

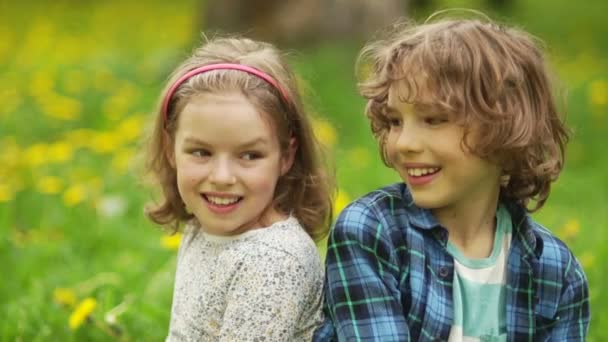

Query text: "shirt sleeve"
[549, 254, 590, 340]
[324, 203, 410, 341]
[219, 249, 317, 341]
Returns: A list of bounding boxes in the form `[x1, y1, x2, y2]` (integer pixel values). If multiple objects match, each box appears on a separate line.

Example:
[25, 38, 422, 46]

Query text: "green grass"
[1, 0, 606, 340]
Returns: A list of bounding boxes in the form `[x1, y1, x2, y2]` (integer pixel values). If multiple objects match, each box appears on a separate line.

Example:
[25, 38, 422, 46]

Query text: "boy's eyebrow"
[384, 104, 400, 115]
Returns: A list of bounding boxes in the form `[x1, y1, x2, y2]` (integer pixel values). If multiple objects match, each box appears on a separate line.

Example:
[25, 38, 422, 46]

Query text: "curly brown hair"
[357, 15, 569, 212]
[144, 36, 333, 240]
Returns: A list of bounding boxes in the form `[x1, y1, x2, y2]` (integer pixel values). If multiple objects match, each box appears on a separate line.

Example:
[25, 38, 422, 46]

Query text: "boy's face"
[385, 84, 502, 216]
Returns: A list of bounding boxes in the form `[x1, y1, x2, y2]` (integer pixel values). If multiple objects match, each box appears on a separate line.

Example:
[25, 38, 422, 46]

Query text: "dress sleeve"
[324, 203, 410, 341]
[219, 248, 317, 341]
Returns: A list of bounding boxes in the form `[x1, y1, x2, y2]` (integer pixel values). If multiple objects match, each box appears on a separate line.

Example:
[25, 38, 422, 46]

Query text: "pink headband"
[161, 63, 290, 125]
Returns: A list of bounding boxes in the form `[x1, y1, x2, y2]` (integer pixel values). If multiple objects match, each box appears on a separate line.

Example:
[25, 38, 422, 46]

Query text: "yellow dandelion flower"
[40, 94, 82, 121]
[0, 136, 20, 166]
[161, 233, 183, 250]
[89, 131, 121, 154]
[63, 184, 87, 206]
[347, 147, 372, 169]
[578, 252, 595, 269]
[0, 26, 14, 63]
[116, 115, 144, 143]
[63, 70, 87, 95]
[87, 177, 103, 193]
[102, 94, 130, 121]
[560, 219, 581, 240]
[69, 297, 97, 330]
[53, 288, 77, 307]
[334, 189, 351, 216]
[93, 69, 119, 92]
[37, 176, 64, 194]
[0, 183, 13, 202]
[111, 149, 134, 174]
[589, 80, 608, 107]
[63, 129, 95, 149]
[29, 71, 55, 97]
[48, 142, 74, 163]
[102, 82, 139, 121]
[24, 143, 49, 167]
[0, 88, 22, 116]
[312, 118, 337, 148]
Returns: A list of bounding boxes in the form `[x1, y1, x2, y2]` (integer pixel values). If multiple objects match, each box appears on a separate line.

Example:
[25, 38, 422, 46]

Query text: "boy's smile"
[403, 163, 441, 185]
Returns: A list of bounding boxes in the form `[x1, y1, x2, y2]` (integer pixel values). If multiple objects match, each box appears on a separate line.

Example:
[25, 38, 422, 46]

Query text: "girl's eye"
[191, 149, 210, 157]
[242, 152, 262, 161]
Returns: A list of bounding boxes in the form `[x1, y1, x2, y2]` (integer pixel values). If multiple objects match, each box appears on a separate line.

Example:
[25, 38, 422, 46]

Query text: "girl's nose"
[209, 159, 237, 185]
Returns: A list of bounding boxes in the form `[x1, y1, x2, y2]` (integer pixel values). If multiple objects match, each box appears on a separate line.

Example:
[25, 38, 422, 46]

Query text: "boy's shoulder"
[343, 182, 409, 214]
[334, 182, 427, 238]
[525, 218, 584, 277]
[516, 215, 588, 315]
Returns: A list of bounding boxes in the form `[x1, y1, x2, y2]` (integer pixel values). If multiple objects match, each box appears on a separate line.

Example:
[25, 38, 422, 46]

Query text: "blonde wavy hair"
[145, 37, 333, 240]
[357, 14, 569, 212]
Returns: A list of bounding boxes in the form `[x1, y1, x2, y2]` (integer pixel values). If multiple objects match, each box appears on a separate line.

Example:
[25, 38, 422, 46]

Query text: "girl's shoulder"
[233, 217, 321, 268]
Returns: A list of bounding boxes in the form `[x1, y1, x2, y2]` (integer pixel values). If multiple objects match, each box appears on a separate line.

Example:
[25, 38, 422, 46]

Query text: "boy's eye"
[424, 116, 448, 125]
[388, 118, 402, 127]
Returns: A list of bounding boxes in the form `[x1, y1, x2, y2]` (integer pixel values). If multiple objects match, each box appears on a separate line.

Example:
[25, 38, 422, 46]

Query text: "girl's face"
[171, 91, 294, 236]
[385, 84, 502, 219]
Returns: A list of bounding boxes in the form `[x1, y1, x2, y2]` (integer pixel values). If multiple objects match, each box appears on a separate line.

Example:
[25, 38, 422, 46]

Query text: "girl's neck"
[433, 191, 500, 259]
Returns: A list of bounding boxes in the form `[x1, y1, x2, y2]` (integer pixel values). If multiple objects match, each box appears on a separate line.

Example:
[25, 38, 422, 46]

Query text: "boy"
[317, 14, 589, 341]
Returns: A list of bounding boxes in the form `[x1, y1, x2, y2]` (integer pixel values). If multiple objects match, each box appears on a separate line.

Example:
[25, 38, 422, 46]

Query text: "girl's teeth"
[207, 196, 239, 205]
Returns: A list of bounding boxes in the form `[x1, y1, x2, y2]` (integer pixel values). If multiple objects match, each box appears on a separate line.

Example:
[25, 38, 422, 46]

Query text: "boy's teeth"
[207, 196, 239, 205]
[407, 167, 439, 177]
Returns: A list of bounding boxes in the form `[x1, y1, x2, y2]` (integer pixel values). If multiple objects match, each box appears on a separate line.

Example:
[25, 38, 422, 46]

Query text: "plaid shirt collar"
[400, 184, 541, 259]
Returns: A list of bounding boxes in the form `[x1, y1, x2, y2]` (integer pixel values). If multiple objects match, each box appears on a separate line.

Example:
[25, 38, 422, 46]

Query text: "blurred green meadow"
[1, 0, 606, 340]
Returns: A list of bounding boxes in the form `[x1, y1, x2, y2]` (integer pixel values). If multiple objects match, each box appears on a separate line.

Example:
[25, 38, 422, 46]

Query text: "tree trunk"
[202, 0, 408, 46]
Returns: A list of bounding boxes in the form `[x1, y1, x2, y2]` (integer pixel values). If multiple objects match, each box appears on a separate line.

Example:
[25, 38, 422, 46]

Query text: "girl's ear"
[280, 137, 297, 175]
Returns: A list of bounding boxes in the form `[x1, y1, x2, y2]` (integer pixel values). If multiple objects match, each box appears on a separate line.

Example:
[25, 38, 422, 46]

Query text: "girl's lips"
[201, 194, 242, 214]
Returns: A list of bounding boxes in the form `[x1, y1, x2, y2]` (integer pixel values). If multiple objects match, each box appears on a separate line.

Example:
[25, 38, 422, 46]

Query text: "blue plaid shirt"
[315, 183, 589, 341]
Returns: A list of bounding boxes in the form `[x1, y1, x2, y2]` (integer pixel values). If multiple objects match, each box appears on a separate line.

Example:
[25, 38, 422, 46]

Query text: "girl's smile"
[202, 192, 242, 214]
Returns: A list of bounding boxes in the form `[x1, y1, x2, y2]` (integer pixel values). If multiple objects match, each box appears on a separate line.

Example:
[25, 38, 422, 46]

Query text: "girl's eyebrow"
[183, 137, 209, 146]
[238, 137, 268, 148]
[182, 136, 269, 148]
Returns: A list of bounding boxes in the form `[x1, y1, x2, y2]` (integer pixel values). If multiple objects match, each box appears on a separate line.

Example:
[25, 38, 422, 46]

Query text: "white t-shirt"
[166, 216, 324, 341]
[447, 204, 512, 342]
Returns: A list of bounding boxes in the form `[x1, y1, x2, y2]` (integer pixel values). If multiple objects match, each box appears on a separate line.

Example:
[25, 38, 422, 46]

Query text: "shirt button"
[439, 266, 449, 278]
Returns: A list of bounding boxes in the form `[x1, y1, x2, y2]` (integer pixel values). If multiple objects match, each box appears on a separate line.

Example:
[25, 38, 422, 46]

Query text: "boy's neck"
[433, 193, 500, 259]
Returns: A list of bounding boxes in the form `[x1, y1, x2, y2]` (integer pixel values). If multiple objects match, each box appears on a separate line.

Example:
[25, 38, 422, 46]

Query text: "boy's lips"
[401, 163, 441, 186]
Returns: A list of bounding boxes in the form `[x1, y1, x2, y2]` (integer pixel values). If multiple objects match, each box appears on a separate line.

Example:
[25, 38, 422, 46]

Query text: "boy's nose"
[395, 126, 423, 153]
[209, 159, 237, 185]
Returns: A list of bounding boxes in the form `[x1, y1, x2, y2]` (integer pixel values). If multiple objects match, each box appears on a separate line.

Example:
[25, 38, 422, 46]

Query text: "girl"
[145, 37, 333, 341]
